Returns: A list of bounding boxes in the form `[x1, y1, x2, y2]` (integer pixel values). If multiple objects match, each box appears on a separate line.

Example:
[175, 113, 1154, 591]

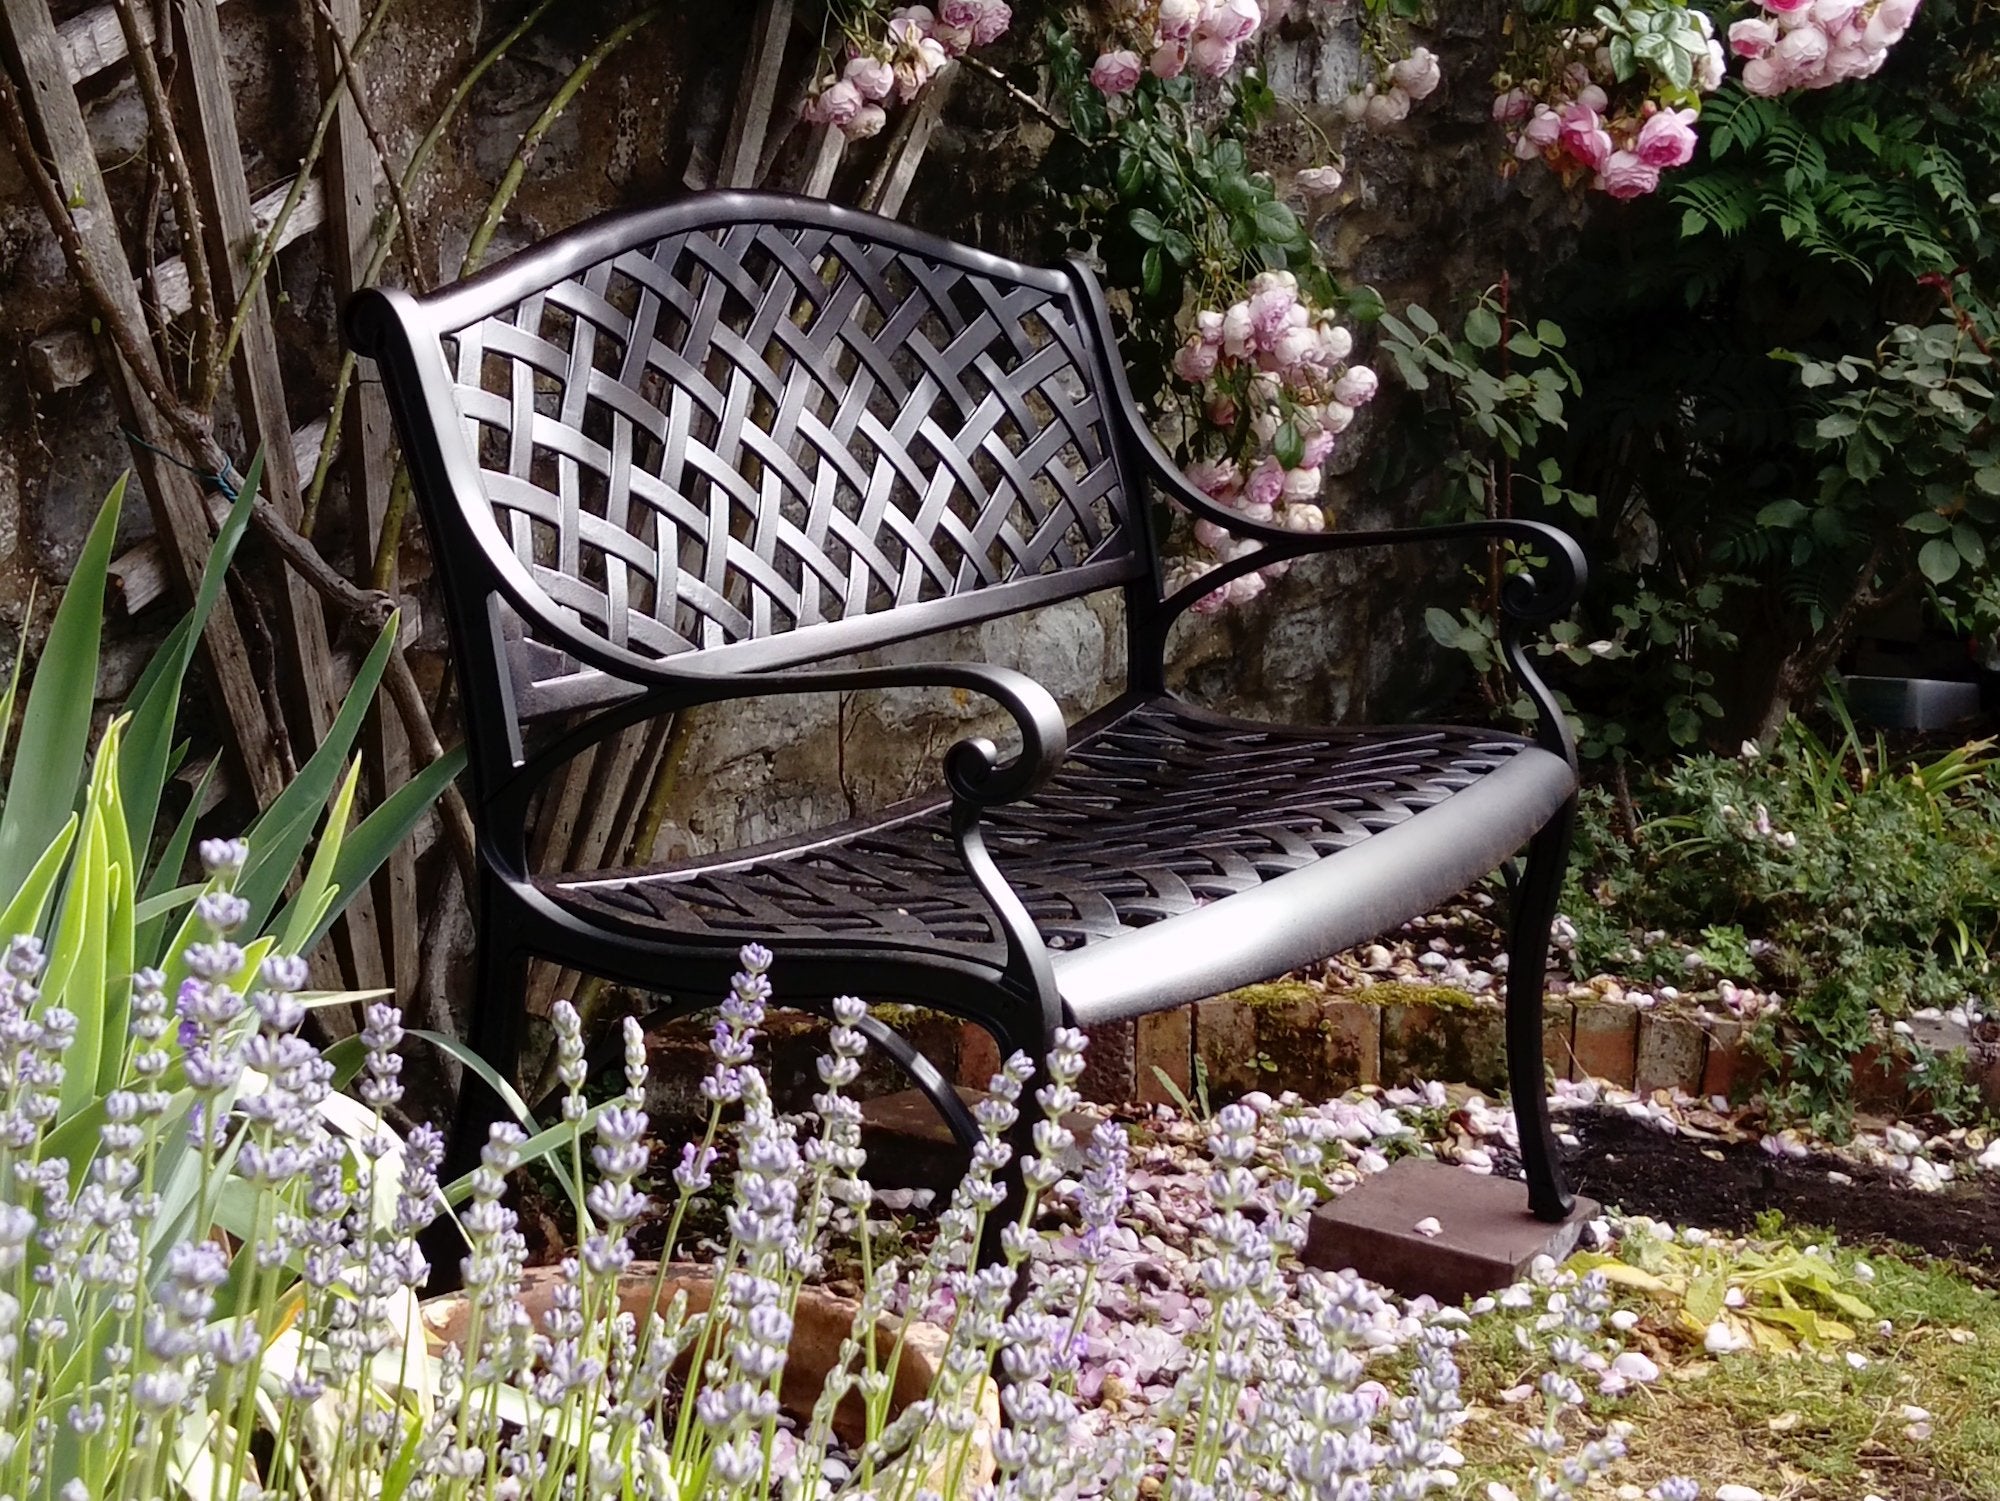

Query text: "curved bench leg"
[1507, 794, 1578, 1223]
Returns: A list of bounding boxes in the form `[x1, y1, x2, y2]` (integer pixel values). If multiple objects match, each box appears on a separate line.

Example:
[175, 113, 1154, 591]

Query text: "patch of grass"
[1451, 1240, 2000, 1500]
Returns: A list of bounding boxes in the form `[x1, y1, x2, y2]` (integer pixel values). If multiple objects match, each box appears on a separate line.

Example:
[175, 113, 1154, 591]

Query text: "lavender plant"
[3, 904, 1695, 1500]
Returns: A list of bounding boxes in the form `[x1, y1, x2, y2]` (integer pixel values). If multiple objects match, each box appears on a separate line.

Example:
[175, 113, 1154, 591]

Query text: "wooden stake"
[717, 0, 794, 189]
[172, 0, 385, 1000]
[315, 0, 416, 996]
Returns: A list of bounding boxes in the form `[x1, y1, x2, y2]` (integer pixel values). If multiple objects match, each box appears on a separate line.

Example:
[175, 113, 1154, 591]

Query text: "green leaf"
[1919, 537, 1962, 583]
[135, 760, 214, 967]
[1129, 207, 1165, 243]
[234, 616, 399, 935]
[275, 761, 362, 957]
[1974, 466, 2000, 496]
[0, 815, 77, 941]
[1405, 303, 1440, 337]
[1464, 305, 1503, 349]
[1251, 199, 1299, 243]
[1904, 510, 1953, 533]
[1816, 412, 1861, 440]
[1757, 498, 1810, 527]
[121, 457, 261, 866]
[1273, 420, 1305, 470]
[1506, 331, 1544, 359]
[1953, 521, 1986, 568]
[303, 746, 466, 955]
[1141, 245, 1163, 297]
[0, 477, 122, 896]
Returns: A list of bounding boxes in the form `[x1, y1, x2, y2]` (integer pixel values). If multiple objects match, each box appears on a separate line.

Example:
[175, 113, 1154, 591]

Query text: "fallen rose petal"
[1611, 1351, 1661, 1383]
[1413, 1216, 1443, 1238]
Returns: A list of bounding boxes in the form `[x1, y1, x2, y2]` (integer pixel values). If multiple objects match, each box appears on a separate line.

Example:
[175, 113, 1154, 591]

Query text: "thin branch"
[109, 0, 221, 404]
[460, 6, 664, 276]
[303, 0, 558, 531]
[961, 53, 1065, 130]
[217, 0, 395, 376]
[309, 0, 424, 280]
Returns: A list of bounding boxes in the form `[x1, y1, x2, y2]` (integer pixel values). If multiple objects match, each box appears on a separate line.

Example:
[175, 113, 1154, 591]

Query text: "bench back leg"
[1506, 795, 1579, 1223]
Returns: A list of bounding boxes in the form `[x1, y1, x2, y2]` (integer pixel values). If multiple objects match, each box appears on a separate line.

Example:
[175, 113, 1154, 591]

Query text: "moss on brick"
[1356, 981, 1480, 1011]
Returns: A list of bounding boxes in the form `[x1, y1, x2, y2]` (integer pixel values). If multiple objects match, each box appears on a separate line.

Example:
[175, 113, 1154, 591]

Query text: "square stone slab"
[1303, 1156, 1600, 1303]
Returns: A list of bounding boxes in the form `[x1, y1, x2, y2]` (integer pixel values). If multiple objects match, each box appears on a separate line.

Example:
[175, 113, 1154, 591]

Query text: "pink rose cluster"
[1494, 61, 1707, 200]
[1727, 0, 1920, 95]
[804, 1, 1011, 138]
[1167, 271, 1379, 612]
[1088, 0, 1266, 94]
[1340, 46, 1444, 130]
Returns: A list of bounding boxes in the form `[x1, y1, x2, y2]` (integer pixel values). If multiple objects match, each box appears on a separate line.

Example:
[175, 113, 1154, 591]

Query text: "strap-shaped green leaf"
[0, 477, 122, 896]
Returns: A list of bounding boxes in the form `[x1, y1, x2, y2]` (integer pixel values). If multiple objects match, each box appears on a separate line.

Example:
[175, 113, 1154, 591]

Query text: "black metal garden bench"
[345, 190, 1586, 1224]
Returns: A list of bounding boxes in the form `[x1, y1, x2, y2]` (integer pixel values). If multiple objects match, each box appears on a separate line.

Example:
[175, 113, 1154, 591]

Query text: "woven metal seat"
[545, 703, 1571, 1024]
[347, 191, 1588, 1230]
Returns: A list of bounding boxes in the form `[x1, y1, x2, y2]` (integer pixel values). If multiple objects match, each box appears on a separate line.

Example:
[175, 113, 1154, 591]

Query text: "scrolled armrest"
[501, 657, 1069, 824]
[1138, 439, 1586, 626]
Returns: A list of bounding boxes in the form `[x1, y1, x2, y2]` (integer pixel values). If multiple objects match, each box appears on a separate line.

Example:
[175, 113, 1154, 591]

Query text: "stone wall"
[0, 0, 1561, 1039]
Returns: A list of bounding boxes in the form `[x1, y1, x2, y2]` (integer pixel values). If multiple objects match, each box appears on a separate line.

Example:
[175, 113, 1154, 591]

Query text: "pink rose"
[1316, 322, 1353, 364]
[1635, 106, 1699, 168]
[1280, 465, 1322, 502]
[1296, 164, 1344, 195]
[808, 79, 863, 128]
[938, 0, 979, 26]
[1389, 46, 1441, 101]
[1492, 87, 1534, 123]
[1150, 41, 1188, 78]
[1220, 302, 1255, 358]
[844, 103, 888, 140]
[1248, 286, 1299, 345]
[1321, 401, 1355, 434]
[1189, 33, 1237, 76]
[1270, 326, 1318, 372]
[844, 54, 895, 100]
[1185, 458, 1240, 498]
[1173, 339, 1220, 382]
[1280, 502, 1327, 533]
[967, 0, 1010, 44]
[1741, 56, 1788, 94]
[1332, 365, 1378, 406]
[1364, 88, 1411, 127]
[1764, 0, 1811, 11]
[1192, 518, 1233, 555]
[1244, 459, 1285, 508]
[1776, 23, 1830, 66]
[1558, 103, 1613, 169]
[1595, 149, 1661, 199]
[1196, 308, 1225, 344]
[1156, 0, 1202, 41]
[1728, 17, 1778, 55]
[1523, 104, 1563, 147]
[1199, 0, 1263, 44]
[1090, 48, 1144, 95]
[1300, 428, 1336, 468]
[1575, 83, 1609, 112]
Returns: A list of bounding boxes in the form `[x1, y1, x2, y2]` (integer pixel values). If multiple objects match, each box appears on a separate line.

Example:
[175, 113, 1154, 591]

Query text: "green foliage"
[1041, 24, 1348, 407]
[1527, 0, 2000, 744]
[0, 466, 463, 1120]
[1563, 711, 2000, 1129]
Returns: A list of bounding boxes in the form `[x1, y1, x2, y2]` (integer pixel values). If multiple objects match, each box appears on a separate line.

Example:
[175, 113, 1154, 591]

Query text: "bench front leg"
[1507, 793, 1579, 1222]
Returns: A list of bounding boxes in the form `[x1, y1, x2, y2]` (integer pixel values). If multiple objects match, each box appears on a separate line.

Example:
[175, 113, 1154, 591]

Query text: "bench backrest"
[349, 193, 1153, 746]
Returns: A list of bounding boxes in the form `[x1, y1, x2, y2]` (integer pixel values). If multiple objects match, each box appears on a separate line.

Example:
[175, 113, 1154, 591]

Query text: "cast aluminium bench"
[345, 190, 1586, 1223]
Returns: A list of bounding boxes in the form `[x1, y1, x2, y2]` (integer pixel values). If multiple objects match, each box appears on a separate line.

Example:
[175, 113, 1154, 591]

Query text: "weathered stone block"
[1571, 1002, 1637, 1087]
[1195, 994, 1261, 1099]
[1323, 999, 1382, 1090]
[1079, 1017, 1137, 1104]
[1697, 1017, 1762, 1103]
[1380, 1000, 1507, 1092]
[1635, 1011, 1707, 1096]
[955, 1020, 1001, 1090]
[1137, 1008, 1192, 1106]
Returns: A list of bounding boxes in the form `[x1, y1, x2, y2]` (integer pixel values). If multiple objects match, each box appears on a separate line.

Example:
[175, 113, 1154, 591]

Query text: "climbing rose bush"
[1728, 0, 1922, 93]
[1087, 0, 1268, 89]
[1169, 270, 1378, 610]
[804, 0, 1013, 139]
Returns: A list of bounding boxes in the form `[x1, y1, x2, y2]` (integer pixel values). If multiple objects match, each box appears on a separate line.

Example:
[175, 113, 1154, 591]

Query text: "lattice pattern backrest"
[439, 221, 1137, 671]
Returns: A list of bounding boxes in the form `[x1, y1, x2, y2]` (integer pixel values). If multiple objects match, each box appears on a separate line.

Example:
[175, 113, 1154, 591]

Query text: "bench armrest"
[1135, 438, 1586, 767]
[1140, 441, 1586, 623]
[496, 658, 1069, 836]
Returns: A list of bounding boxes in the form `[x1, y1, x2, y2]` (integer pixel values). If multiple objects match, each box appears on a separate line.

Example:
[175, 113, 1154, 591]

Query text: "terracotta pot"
[420, 1261, 996, 1486]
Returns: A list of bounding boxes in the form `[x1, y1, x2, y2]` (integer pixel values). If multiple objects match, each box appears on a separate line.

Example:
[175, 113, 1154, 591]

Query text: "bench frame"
[346, 191, 1587, 1225]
